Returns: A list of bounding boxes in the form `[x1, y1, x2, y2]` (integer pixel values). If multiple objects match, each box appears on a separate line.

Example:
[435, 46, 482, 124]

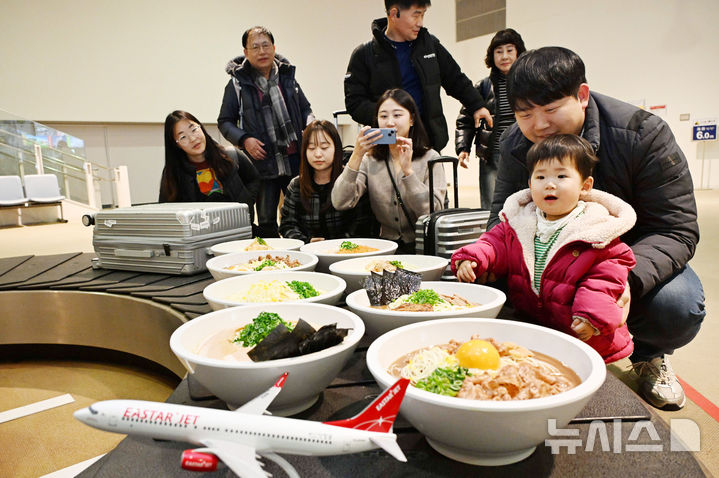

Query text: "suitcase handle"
[332, 109, 348, 128]
[428, 156, 459, 214]
[114, 248, 155, 258]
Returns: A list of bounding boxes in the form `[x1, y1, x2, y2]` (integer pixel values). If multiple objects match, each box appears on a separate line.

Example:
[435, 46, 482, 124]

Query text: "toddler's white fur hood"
[500, 188, 637, 249]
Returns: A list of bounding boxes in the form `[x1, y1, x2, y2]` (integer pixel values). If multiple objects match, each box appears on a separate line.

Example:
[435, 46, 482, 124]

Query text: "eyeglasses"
[175, 125, 202, 145]
[248, 42, 273, 53]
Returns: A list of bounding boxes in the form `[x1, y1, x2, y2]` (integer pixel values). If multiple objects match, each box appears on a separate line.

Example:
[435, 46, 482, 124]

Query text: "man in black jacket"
[488, 46, 705, 410]
[344, 0, 491, 151]
[218, 26, 313, 237]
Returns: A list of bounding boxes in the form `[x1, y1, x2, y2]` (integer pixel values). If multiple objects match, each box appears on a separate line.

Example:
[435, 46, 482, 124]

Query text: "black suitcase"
[415, 156, 490, 280]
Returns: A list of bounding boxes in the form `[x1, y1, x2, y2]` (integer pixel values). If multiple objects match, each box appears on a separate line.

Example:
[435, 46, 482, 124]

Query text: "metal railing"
[0, 109, 118, 208]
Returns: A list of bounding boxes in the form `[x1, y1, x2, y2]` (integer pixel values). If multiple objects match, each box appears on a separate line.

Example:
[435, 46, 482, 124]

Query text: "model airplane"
[74, 373, 410, 478]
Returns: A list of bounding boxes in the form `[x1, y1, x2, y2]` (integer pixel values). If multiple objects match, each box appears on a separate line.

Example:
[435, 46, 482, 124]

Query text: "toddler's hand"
[571, 318, 595, 341]
[456, 260, 477, 283]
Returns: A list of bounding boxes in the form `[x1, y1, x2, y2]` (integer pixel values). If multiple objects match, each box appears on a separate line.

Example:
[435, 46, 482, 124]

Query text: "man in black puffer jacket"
[218, 26, 313, 237]
[344, 1, 490, 152]
[488, 47, 705, 411]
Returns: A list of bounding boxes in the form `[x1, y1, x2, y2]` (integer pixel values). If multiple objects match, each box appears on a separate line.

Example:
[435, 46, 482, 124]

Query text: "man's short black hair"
[526, 134, 598, 181]
[242, 26, 275, 49]
[385, 0, 431, 12]
[485, 28, 526, 69]
[508, 46, 587, 111]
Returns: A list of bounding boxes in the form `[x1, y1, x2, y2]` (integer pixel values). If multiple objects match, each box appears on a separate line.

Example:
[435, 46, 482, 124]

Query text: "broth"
[196, 328, 252, 362]
[389, 338, 581, 401]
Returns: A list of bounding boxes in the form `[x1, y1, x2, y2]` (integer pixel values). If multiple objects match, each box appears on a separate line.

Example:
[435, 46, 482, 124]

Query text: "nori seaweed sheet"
[298, 324, 349, 355]
[381, 269, 403, 304]
[248, 318, 316, 362]
[395, 267, 422, 295]
[365, 271, 384, 306]
[364, 267, 421, 305]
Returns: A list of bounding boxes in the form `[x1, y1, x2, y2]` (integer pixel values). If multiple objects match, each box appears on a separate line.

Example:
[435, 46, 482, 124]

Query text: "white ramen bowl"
[367, 318, 606, 466]
[329, 254, 449, 295]
[210, 238, 305, 256]
[206, 250, 319, 280]
[345, 281, 505, 339]
[299, 238, 398, 273]
[170, 303, 364, 415]
[203, 271, 346, 311]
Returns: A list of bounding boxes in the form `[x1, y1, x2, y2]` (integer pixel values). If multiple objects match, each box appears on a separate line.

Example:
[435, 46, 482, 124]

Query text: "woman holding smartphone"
[332, 88, 446, 253]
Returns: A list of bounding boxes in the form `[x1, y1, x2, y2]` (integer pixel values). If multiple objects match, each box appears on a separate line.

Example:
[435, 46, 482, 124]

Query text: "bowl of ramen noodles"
[328, 254, 449, 294]
[366, 318, 606, 466]
[345, 280, 505, 339]
[210, 237, 305, 256]
[170, 303, 364, 415]
[206, 250, 320, 280]
[299, 238, 398, 273]
[203, 271, 346, 311]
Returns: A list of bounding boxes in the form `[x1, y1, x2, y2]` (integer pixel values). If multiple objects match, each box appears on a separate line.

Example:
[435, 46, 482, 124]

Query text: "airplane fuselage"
[79, 400, 394, 457]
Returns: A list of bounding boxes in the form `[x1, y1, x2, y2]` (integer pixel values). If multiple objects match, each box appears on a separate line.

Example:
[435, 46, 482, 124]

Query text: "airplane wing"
[235, 372, 288, 416]
[200, 439, 268, 478]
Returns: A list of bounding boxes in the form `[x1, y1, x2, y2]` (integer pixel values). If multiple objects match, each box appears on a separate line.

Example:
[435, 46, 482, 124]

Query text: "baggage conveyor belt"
[0, 252, 707, 476]
[0, 252, 212, 377]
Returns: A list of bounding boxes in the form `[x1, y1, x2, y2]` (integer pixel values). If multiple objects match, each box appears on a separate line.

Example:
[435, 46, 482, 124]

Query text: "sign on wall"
[692, 118, 717, 141]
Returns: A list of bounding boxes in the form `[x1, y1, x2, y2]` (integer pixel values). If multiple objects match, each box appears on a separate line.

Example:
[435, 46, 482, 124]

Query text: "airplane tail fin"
[323, 378, 409, 433]
[370, 435, 407, 462]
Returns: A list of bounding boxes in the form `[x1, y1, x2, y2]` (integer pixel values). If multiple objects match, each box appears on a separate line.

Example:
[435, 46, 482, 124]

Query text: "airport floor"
[0, 188, 717, 477]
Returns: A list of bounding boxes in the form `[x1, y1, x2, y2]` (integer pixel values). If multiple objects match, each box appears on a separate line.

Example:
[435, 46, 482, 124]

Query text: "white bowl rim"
[211, 238, 306, 254]
[366, 317, 606, 412]
[299, 238, 398, 257]
[206, 250, 319, 272]
[170, 303, 365, 369]
[328, 254, 449, 275]
[345, 281, 507, 317]
[203, 271, 346, 307]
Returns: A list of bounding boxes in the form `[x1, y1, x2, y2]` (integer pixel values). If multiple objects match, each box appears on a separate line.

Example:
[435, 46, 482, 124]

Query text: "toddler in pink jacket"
[452, 135, 636, 363]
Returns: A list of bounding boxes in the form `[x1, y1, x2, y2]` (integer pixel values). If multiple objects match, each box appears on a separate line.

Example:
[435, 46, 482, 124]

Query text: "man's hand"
[458, 151, 470, 169]
[473, 107, 493, 129]
[243, 137, 267, 160]
[571, 318, 595, 342]
[617, 282, 631, 325]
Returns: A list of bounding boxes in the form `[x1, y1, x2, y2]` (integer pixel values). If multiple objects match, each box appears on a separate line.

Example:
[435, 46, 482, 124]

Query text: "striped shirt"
[533, 227, 564, 293]
[492, 74, 515, 154]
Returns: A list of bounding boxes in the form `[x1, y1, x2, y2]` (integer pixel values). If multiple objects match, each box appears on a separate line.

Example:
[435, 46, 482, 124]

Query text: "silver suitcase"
[415, 157, 490, 280]
[92, 202, 251, 275]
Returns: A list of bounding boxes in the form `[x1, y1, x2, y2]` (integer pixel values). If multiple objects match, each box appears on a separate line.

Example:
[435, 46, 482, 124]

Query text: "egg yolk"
[456, 340, 500, 370]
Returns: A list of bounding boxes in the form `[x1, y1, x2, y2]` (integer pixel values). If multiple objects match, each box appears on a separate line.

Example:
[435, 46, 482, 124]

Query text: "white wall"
[3, 0, 719, 204]
[0, 0, 385, 124]
[450, 0, 719, 188]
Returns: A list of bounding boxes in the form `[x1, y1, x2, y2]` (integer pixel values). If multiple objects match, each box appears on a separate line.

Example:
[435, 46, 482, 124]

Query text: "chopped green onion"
[286, 280, 319, 299]
[254, 259, 277, 271]
[233, 312, 294, 347]
[339, 241, 359, 250]
[406, 289, 444, 305]
[415, 367, 470, 397]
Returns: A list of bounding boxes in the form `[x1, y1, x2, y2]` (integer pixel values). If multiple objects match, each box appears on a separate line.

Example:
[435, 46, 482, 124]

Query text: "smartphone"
[364, 128, 397, 144]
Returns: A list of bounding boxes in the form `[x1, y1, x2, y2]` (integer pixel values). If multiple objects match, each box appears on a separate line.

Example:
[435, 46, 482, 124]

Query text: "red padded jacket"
[452, 189, 637, 363]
